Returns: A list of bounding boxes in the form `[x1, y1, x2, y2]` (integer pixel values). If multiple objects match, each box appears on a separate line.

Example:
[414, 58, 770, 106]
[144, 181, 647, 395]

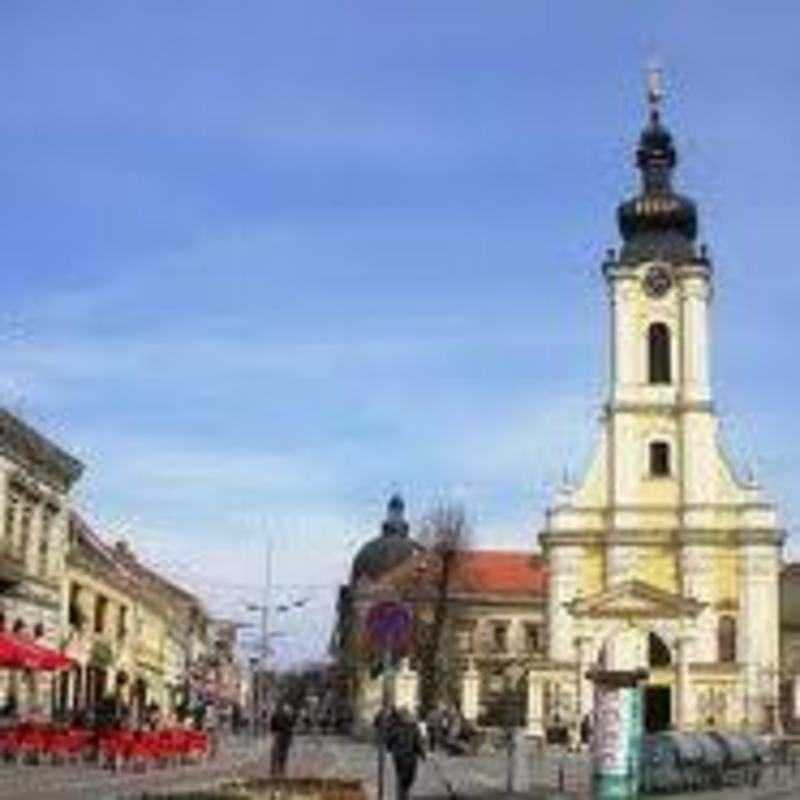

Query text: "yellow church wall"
[637, 546, 678, 594]
[571, 434, 608, 508]
[638, 477, 680, 508]
[580, 546, 604, 596]
[713, 549, 739, 606]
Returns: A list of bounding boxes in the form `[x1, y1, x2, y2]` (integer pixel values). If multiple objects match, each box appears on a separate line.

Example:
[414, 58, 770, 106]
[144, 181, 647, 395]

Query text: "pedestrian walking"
[373, 705, 398, 745]
[269, 702, 296, 777]
[203, 702, 219, 759]
[386, 707, 426, 800]
[416, 715, 428, 752]
[426, 707, 440, 752]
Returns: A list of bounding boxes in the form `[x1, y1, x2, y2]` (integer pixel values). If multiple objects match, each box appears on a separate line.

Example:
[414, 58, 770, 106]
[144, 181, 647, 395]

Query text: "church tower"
[534, 75, 784, 734]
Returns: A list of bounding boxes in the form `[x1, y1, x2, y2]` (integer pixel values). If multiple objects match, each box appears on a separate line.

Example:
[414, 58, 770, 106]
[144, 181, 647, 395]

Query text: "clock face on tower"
[643, 264, 673, 298]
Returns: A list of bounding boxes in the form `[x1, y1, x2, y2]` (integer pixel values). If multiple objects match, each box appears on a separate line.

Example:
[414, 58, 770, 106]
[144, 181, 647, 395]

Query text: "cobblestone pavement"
[284, 737, 800, 800]
[2, 735, 800, 799]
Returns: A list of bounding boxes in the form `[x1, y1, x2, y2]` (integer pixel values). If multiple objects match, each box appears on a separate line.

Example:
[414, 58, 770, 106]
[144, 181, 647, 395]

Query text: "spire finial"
[646, 59, 664, 120]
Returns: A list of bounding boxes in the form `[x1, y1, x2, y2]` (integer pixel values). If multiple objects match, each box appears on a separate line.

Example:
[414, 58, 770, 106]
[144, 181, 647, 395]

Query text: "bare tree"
[415, 502, 472, 714]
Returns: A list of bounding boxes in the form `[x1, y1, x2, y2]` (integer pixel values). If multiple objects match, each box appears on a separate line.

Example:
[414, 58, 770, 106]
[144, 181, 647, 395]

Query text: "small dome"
[636, 113, 676, 170]
[351, 535, 419, 583]
[350, 494, 421, 583]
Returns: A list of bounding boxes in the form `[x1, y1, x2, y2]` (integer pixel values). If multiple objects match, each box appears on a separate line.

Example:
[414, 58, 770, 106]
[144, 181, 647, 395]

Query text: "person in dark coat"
[386, 708, 426, 800]
[426, 707, 441, 752]
[580, 713, 592, 747]
[269, 703, 296, 777]
[373, 705, 399, 746]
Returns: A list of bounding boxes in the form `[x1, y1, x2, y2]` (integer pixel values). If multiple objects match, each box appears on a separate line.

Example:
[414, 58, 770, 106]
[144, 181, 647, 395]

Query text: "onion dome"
[350, 494, 421, 583]
[616, 96, 699, 265]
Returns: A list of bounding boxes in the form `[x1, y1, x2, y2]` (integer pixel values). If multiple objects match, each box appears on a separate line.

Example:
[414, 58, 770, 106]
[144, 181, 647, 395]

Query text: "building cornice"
[0, 409, 83, 492]
[604, 400, 715, 416]
[447, 592, 547, 608]
[549, 501, 775, 514]
[540, 528, 785, 548]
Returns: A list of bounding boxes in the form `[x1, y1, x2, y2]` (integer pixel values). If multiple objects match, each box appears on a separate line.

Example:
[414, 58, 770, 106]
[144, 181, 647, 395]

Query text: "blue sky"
[2, 2, 800, 664]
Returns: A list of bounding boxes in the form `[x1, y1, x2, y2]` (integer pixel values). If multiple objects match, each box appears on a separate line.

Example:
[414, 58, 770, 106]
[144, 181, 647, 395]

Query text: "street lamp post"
[249, 656, 259, 738]
[244, 597, 309, 735]
[246, 601, 270, 735]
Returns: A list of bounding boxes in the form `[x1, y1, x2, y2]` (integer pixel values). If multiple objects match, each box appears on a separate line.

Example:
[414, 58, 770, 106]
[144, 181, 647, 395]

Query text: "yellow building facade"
[62, 516, 211, 722]
[62, 514, 137, 714]
[529, 90, 784, 736]
[0, 407, 214, 723]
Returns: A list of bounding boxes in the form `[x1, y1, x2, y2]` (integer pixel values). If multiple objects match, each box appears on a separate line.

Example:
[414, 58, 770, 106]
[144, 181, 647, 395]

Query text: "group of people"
[424, 705, 467, 754]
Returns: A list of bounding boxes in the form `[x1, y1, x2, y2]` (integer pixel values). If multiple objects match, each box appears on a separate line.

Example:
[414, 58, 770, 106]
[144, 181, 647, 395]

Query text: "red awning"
[0, 633, 73, 671]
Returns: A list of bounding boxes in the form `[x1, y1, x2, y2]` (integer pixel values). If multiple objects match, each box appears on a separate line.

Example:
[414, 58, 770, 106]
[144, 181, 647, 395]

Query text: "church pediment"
[565, 579, 705, 620]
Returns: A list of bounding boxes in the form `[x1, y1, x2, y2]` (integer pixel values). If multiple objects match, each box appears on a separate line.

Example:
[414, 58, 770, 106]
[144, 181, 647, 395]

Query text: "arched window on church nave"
[718, 616, 737, 663]
[648, 322, 672, 384]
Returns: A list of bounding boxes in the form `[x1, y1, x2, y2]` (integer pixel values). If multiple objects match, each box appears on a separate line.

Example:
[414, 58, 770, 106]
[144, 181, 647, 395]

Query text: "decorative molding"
[0, 409, 83, 492]
[605, 400, 715, 416]
[564, 579, 705, 621]
[541, 528, 784, 549]
[551, 502, 775, 513]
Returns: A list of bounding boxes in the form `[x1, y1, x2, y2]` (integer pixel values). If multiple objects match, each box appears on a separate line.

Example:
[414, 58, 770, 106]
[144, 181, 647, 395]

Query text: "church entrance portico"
[551, 580, 705, 733]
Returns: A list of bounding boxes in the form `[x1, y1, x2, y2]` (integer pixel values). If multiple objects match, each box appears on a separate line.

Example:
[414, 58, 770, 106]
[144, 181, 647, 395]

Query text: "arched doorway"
[644, 632, 672, 733]
[598, 627, 674, 732]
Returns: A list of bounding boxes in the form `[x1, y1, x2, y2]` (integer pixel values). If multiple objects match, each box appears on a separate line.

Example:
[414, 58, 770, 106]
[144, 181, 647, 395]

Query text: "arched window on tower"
[718, 616, 737, 663]
[648, 322, 672, 384]
[649, 441, 671, 477]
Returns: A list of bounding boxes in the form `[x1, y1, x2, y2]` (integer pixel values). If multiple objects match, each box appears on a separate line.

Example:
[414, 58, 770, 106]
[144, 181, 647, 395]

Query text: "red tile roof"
[447, 550, 547, 597]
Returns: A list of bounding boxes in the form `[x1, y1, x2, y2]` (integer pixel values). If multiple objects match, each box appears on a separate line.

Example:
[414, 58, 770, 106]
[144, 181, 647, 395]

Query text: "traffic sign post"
[365, 601, 413, 800]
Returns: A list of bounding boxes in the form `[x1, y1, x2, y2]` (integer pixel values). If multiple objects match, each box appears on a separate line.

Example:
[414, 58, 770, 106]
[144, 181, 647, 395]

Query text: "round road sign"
[365, 600, 412, 653]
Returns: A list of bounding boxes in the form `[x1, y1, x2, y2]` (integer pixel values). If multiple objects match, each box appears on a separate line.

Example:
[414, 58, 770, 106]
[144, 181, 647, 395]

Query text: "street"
[1, 735, 800, 800]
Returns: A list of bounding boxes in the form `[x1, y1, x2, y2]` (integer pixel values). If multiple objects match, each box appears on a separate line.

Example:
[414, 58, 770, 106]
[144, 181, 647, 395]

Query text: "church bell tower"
[536, 72, 784, 733]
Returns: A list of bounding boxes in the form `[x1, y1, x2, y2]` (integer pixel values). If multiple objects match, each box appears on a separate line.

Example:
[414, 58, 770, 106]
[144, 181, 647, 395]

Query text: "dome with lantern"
[350, 494, 423, 583]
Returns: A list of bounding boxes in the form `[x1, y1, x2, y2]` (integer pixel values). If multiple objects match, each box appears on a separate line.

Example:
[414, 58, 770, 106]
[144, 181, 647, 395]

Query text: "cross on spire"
[646, 60, 664, 118]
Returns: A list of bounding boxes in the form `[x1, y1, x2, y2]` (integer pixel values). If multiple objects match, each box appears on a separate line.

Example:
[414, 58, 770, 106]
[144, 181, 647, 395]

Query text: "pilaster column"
[575, 636, 593, 723]
[394, 657, 418, 713]
[8, 491, 21, 555]
[792, 674, 800, 721]
[547, 547, 580, 662]
[461, 659, 479, 723]
[32, 501, 46, 578]
[678, 267, 712, 404]
[526, 671, 545, 738]
[607, 269, 639, 402]
[675, 636, 694, 730]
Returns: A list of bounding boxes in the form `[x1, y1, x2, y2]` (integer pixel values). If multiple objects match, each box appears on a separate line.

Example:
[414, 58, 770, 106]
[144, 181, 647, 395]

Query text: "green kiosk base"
[587, 668, 648, 800]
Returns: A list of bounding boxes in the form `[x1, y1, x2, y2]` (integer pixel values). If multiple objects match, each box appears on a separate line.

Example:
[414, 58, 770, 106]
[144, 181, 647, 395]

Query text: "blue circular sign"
[365, 601, 412, 652]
